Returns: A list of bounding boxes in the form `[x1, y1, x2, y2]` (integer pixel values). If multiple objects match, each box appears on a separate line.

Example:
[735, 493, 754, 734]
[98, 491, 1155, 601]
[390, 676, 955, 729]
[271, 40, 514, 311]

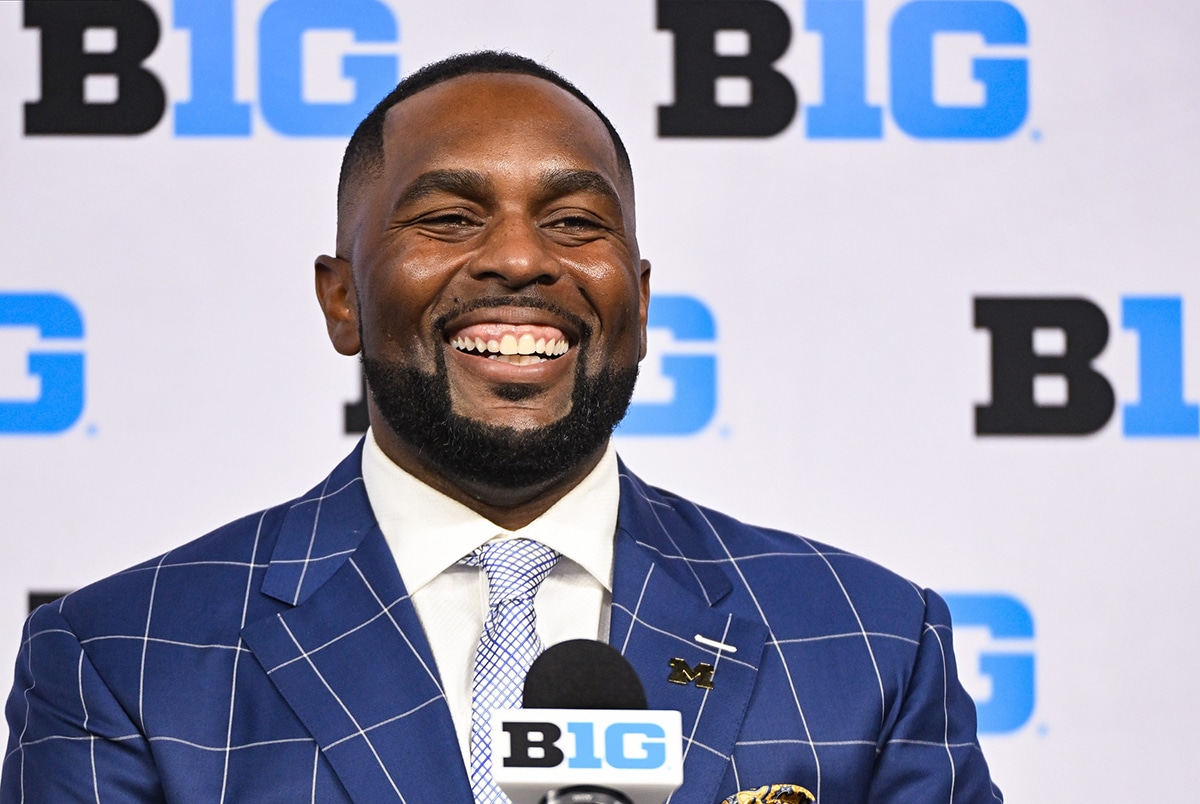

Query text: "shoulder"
[621, 469, 934, 639]
[51, 445, 370, 641]
[53, 503, 292, 644]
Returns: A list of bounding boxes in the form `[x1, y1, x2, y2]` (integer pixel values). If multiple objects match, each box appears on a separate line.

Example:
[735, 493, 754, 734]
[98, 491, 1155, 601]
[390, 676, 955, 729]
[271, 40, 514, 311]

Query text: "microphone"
[491, 640, 683, 804]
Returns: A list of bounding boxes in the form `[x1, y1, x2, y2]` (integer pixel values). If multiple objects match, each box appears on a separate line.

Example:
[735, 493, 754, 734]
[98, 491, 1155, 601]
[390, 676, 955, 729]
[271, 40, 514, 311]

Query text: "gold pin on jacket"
[722, 783, 816, 803]
[668, 657, 715, 689]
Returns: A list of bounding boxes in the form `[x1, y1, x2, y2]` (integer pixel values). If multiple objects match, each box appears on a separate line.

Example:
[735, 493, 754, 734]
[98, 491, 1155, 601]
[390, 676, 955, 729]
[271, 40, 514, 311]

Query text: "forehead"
[377, 73, 626, 196]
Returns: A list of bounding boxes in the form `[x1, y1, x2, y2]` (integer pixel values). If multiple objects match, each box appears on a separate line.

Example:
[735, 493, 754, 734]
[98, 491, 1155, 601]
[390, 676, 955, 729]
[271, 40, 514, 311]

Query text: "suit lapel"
[241, 446, 471, 803]
[610, 466, 768, 804]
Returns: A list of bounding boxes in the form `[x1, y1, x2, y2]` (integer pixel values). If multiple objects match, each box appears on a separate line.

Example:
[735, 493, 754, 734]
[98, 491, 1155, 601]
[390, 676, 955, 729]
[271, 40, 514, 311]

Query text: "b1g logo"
[943, 592, 1035, 734]
[658, 0, 1028, 139]
[617, 294, 717, 436]
[975, 296, 1199, 437]
[502, 721, 668, 771]
[22, 0, 399, 137]
[493, 708, 682, 798]
[0, 293, 86, 434]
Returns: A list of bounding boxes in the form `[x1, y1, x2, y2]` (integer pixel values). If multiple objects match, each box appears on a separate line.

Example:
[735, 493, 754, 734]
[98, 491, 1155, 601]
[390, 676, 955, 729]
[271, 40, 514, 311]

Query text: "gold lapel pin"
[667, 657, 715, 689]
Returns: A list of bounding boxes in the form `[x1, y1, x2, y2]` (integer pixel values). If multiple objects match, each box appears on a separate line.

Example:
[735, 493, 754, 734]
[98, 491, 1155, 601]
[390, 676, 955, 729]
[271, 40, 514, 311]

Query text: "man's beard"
[362, 347, 637, 492]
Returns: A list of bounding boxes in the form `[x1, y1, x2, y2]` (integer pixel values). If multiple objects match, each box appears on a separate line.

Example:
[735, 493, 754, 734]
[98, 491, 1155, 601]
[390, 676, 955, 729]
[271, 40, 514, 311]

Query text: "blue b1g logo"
[618, 295, 717, 436]
[0, 293, 86, 434]
[23, 0, 399, 137]
[943, 593, 1035, 734]
[658, 0, 1028, 139]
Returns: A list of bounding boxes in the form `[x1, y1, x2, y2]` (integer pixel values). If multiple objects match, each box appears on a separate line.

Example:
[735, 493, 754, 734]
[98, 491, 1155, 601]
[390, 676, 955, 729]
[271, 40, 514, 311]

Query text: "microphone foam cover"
[524, 639, 648, 710]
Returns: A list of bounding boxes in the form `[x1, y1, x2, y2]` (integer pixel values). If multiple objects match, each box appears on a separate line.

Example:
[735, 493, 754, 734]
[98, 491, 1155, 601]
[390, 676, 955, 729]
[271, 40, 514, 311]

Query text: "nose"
[467, 214, 562, 289]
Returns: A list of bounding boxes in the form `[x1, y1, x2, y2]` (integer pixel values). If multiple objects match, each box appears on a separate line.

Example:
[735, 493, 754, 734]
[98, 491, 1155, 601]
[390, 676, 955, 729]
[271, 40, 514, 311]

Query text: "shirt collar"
[361, 430, 619, 595]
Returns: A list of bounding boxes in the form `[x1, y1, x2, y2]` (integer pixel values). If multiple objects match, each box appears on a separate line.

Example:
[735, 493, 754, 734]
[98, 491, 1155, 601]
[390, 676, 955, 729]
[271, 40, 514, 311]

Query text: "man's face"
[319, 73, 650, 493]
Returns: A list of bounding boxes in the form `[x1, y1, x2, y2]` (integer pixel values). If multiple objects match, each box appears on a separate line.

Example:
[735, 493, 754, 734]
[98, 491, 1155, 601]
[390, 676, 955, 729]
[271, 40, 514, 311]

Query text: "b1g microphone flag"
[491, 640, 684, 804]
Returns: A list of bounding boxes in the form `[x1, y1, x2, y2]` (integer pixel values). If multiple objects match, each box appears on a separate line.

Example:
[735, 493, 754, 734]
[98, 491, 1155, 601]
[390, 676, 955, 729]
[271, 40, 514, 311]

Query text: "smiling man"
[317, 62, 648, 530]
[3, 53, 1001, 803]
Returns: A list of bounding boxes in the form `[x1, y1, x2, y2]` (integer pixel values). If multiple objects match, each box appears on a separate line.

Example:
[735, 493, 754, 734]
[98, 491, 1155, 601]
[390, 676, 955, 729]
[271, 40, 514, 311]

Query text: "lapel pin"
[668, 657, 715, 689]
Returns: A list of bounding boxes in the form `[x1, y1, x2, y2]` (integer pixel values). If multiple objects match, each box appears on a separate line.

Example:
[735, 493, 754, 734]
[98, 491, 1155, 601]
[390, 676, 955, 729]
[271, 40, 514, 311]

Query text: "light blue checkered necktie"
[462, 538, 560, 803]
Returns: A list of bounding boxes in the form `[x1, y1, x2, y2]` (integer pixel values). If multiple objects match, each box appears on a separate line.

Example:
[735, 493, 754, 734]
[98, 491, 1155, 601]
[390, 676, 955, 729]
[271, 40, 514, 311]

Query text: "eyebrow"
[536, 168, 622, 210]
[393, 169, 490, 213]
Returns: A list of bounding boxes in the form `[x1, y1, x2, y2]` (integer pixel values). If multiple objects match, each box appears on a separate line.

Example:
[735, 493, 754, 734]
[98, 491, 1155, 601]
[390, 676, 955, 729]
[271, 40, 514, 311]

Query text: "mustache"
[432, 296, 593, 343]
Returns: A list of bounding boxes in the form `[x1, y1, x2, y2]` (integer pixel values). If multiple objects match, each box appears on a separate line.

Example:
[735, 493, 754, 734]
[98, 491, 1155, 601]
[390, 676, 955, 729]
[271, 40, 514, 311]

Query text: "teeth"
[452, 333, 571, 359]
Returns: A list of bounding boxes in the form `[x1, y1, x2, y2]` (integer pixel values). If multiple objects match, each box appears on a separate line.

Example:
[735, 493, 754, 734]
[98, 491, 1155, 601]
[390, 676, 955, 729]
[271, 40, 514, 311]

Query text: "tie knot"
[468, 538, 559, 604]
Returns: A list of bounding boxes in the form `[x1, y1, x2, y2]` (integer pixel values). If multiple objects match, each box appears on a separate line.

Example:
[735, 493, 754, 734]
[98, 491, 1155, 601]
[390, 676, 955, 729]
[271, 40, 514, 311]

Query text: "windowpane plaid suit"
[3, 444, 1001, 802]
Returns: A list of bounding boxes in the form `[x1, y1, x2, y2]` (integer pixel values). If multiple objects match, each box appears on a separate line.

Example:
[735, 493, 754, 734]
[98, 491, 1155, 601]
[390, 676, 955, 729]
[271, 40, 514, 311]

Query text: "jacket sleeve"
[1, 601, 165, 802]
[867, 589, 1004, 803]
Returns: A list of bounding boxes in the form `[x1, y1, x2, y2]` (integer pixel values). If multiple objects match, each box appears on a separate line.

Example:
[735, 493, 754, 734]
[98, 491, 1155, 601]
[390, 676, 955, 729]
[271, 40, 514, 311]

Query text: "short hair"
[337, 51, 633, 225]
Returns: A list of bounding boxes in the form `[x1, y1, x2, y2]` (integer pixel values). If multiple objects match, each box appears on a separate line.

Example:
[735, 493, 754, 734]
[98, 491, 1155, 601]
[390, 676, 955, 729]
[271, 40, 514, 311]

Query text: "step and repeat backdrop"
[3, 0, 1198, 799]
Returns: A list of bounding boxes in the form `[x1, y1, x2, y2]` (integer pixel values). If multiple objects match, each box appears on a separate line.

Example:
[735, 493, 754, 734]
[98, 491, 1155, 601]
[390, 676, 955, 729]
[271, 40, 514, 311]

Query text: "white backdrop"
[3, 1, 1199, 799]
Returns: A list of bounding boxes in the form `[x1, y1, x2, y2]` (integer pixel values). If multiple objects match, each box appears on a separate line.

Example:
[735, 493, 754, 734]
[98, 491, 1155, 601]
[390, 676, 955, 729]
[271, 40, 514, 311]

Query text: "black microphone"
[524, 639, 648, 710]
[490, 640, 683, 804]
[525, 641, 647, 804]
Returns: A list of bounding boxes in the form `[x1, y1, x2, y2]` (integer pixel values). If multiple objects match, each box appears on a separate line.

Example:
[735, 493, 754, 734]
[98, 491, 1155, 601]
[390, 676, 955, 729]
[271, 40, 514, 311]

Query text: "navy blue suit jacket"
[3, 445, 1001, 802]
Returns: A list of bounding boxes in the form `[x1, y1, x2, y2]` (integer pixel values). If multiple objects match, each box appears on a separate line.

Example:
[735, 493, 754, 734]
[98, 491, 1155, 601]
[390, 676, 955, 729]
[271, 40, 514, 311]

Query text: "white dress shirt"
[360, 430, 618, 763]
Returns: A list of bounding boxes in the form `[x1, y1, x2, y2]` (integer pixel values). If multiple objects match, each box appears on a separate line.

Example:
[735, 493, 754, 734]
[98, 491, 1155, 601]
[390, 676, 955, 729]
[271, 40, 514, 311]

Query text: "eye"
[545, 213, 606, 234]
[421, 212, 479, 227]
[410, 209, 485, 238]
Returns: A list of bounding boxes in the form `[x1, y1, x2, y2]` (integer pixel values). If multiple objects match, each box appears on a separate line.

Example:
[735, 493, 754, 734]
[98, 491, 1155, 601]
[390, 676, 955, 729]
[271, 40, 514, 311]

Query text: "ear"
[315, 254, 361, 356]
[637, 258, 651, 361]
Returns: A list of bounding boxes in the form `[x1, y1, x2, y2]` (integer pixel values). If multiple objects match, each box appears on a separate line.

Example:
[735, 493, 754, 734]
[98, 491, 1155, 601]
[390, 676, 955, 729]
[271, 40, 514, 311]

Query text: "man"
[2, 52, 1001, 802]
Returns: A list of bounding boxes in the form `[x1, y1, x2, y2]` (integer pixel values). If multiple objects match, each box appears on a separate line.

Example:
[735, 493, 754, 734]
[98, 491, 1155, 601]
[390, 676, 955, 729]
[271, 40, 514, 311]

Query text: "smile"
[448, 323, 571, 366]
